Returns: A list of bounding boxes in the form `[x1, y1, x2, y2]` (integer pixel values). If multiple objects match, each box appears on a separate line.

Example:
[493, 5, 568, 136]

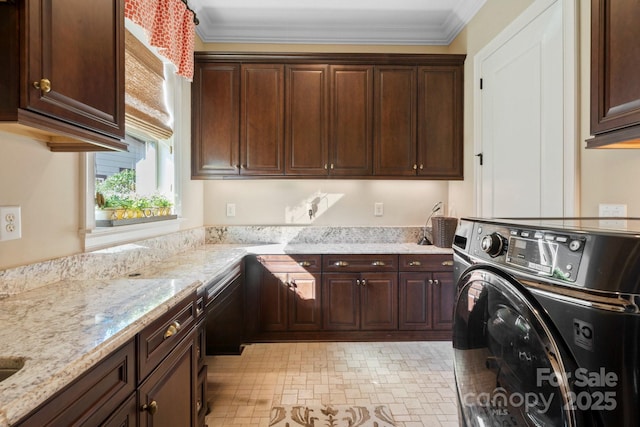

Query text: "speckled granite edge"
[0, 228, 205, 297]
[206, 225, 431, 245]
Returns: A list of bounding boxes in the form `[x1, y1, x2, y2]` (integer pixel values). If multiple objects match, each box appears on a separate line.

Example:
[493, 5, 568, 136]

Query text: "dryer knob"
[481, 232, 505, 257]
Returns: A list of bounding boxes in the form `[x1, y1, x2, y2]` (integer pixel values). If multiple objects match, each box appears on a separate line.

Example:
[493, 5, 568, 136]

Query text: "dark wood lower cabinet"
[102, 393, 138, 427]
[248, 253, 453, 341]
[15, 341, 136, 426]
[398, 254, 455, 338]
[16, 292, 205, 427]
[322, 272, 397, 331]
[138, 327, 197, 427]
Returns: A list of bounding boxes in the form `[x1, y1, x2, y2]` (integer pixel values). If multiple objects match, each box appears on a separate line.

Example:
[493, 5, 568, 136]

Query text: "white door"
[477, 0, 576, 218]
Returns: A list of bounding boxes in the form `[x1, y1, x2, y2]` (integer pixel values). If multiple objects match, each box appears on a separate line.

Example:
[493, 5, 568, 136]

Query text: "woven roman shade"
[125, 29, 173, 140]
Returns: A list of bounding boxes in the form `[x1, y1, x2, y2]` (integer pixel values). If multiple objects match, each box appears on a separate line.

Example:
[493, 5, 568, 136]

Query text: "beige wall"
[0, 132, 82, 268]
[198, 0, 533, 226]
[10, 0, 629, 270]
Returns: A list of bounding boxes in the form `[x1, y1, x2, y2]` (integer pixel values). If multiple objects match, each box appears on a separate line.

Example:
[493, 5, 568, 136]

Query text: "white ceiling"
[189, 0, 486, 45]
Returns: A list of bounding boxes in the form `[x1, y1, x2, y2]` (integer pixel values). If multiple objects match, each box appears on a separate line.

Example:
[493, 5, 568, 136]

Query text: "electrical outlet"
[374, 202, 384, 217]
[0, 206, 21, 241]
[226, 203, 236, 217]
[599, 203, 627, 228]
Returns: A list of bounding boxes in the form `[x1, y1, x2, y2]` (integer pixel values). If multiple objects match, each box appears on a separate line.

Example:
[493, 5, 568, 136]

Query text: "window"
[81, 21, 183, 251]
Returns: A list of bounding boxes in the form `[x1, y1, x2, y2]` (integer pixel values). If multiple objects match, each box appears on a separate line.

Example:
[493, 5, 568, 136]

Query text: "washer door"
[453, 266, 582, 427]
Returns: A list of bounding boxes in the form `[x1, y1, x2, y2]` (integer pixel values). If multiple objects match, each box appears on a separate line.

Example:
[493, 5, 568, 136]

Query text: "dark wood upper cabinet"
[0, 0, 127, 152]
[191, 53, 465, 179]
[329, 65, 374, 176]
[588, 0, 640, 148]
[191, 63, 240, 177]
[374, 66, 417, 176]
[286, 65, 329, 175]
[417, 66, 463, 179]
[240, 64, 285, 175]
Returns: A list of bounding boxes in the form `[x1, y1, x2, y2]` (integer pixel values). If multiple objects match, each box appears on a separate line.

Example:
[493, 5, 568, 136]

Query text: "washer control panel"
[471, 223, 585, 282]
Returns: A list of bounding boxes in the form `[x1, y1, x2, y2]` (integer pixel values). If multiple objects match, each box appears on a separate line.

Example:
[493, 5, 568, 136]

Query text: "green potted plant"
[151, 193, 173, 216]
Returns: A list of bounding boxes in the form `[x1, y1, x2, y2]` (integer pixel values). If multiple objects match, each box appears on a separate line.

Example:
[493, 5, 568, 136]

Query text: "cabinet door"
[399, 272, 433, 331]
[589, 0, 640, 146]
[139, 329, 197, 427]
[258, 271, 289, 332]
[240, 64, 285, 175]
[206, 272, 244, 354]
[360, 272, 398, 331]
[24, 0, 125, 139]
[329, 65, 373, 176]
[417, 66, 463, 179]
[323, 274, 360, 330]
[192, 63, 240, 177]
[373, 66, 417, 176]
[286, 65, 329, 175]
[288, 272, 322, 331]
[432, 272, 455, 331]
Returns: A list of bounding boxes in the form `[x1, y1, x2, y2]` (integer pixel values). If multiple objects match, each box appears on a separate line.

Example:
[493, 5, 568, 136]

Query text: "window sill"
[82, 218, 182, 252]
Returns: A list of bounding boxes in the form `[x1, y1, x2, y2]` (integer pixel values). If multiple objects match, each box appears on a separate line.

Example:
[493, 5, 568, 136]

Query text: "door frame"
[473, 0, 578, 217]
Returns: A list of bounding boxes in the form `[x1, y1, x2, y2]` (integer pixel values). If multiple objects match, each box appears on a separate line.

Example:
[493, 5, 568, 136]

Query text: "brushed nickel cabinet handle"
[371, 261, 386, 266]
[434, 279, 440, 285]
[361, 279, 366, 286]
[413, 164, 417, 170]
[298, 261, 312, 267]
[324, 164, 328, 170]
[33, 78, 51, 93]
[330, 164, 334, 169]
[408, 261, 422, 266]
[441, 260, 454, 266]
[419, 164, 424, 170]
[428, 279, 434, 285]
[334, 261, 349, 267]
[356, 279, 361, 286]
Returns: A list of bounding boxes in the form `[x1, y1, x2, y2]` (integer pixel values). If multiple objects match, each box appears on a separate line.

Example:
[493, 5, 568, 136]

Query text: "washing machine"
[452, 217, 640, 427]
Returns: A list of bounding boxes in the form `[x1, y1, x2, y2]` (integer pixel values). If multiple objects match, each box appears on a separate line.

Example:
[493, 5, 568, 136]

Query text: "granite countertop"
[0, 242, 451, 426]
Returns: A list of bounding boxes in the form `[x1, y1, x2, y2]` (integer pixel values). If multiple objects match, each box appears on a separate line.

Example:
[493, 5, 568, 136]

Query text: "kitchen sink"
[0, 357, 25, 382]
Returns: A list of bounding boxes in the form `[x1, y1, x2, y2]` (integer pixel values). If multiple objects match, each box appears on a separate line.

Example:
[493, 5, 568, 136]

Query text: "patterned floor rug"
[269, 404, 396, 427]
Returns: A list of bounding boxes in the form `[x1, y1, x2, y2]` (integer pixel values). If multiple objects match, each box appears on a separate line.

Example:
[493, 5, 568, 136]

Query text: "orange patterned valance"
[124, 0, 196, 81]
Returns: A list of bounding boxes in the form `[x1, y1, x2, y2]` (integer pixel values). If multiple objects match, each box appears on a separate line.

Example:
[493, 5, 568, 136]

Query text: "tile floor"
[205, 341, 459, 427]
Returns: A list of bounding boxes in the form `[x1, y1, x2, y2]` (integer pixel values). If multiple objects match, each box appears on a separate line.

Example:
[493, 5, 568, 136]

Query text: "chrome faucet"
[417, 201, 443, 245]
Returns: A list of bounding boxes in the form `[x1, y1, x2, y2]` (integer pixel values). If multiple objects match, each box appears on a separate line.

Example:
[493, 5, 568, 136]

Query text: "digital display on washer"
[506, 236, 559, 276]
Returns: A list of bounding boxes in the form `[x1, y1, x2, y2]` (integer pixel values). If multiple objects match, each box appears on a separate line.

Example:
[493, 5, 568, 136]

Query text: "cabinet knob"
[33, 78, 51, 93]
[330, 164, 334, 169]
[419, 164, 424, 170]
[408, 261, 422, 266]
[334, 261, 349, 267]
[413, 164, 417, 170]
[428, 279, 434, 285]
[298, 261, 312, 267]
[371, 261, 386, 266]
[356, 279, 361, 286]
[361, 279, 366, 286]
[141, 400, 158, 415]
[434, 279, 440, 285]
[441, 260, 454, 266]
[163, 320, 181, 339]
[324, 164, 328, 170]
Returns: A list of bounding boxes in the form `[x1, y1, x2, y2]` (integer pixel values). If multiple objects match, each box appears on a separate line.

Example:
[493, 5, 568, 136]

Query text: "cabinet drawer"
[257, 254, 322, 273]
[399, 254, 453, 272]
[138, 292, 197, 381]
[16, 340, 136, 426]
[323, 254, 397, 272]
